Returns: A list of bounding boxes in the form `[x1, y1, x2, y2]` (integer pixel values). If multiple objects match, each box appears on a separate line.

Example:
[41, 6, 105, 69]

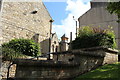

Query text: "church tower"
[59, 34, 69, 52]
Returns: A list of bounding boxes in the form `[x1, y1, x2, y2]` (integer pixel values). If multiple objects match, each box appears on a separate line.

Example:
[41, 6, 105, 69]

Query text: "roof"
[61, 34, 68, 39]
[42, 2, 53, 21]
[52, 33, 56, 37]
[51, 33, 59, 41]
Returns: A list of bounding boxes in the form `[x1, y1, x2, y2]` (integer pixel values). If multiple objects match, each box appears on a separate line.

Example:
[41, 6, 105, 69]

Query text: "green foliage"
[77, 26, 93, 37]
[75, 62, 120, 80]
[107, 1, 120, 22]
[2, 39, 41, 57]
[72, 26, 116, 49]
[2, 47, 27, 61]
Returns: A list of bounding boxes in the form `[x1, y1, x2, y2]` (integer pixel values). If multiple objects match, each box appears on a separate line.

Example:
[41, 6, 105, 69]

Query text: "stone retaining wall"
[51, 47, 118, 65]
[1, 61, 16, 79]
[10, 47, 118, 80]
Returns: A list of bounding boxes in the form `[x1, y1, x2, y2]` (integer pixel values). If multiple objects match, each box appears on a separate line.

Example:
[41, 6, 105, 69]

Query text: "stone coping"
[13, 59, 79, 67]
[72, 50, 105, 57]
[50, 51, 71, 54]
[80, 46, 118, 53]
[51, 46, 118, 55]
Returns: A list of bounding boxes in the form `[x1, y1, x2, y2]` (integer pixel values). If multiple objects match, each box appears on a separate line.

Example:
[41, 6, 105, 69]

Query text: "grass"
[75, 62, 120, 80]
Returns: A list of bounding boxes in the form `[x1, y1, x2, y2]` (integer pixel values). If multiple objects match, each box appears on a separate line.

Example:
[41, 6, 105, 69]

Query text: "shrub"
[2, 38, 41, 57]
[72, 26, 116, 49]
[2, 47, 27, 61]
[77, 26, 93, 37]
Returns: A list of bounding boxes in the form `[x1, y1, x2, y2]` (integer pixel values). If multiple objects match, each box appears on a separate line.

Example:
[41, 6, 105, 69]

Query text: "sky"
[44, 0, 91, 41]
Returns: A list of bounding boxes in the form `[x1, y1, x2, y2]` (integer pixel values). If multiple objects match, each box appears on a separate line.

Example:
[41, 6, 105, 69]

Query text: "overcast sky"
[44, 0, 91, 41]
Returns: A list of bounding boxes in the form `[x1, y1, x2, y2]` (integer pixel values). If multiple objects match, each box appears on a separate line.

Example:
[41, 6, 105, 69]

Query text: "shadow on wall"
[32, 34, 39, 43]
[3, 47, 118, 79]
[12, 56, 105, 79]
[31, 34, 50, 54]
[117, 50, 120, 62]
[40, 39, 49, 54]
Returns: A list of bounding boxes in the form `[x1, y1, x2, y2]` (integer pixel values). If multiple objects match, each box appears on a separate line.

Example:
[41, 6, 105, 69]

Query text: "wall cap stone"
[51, 46, 118, 54]
[79, 46, 118, 52]
[13, 59, 79, 67]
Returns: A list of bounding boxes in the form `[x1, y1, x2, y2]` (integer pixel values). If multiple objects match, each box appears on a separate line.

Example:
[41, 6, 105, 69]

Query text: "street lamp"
[73, 16, 78, 38]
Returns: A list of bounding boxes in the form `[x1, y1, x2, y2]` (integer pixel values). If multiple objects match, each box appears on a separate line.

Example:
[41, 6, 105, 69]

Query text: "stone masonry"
[1, 0, 53, 53]
[4, 47, 118, 80]
[1, 61, 16, 79]
[51, 33, 59, 53]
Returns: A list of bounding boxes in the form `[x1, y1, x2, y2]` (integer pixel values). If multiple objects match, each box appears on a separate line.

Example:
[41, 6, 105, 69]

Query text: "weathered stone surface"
[1, 1, 52, 53]
[9, 47, 118, 80]
[51, 33, 59, 53]
[1, 61, 16, 79]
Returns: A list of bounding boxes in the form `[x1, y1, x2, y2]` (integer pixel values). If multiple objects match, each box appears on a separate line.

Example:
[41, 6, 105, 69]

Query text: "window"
[31, 11, 38, 14]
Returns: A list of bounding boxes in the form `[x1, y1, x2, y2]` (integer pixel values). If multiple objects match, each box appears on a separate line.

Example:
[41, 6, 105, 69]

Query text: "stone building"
[51, 33, 59, 53]
[0, 1, 2, 45]
[50, 33, 69, 53]
[1, 0, 54, 54]
[59, 34, 69, 52]
[78, 1, 120, 49]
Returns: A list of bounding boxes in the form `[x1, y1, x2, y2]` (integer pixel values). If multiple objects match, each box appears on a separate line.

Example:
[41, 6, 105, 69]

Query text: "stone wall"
[14, 60, 78, 80]
[1, 61, 16, 79]
[52, 47, 118, 65]
[6, 47, 118, 80]
[0, 0, 2, 45]
[51, 33, 59, 53]
[1, 1, 52, 53]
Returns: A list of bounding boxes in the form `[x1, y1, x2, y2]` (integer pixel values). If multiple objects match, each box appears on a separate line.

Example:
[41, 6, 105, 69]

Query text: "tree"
[107, 1, 120, 22]
[2, 39, 41, 57]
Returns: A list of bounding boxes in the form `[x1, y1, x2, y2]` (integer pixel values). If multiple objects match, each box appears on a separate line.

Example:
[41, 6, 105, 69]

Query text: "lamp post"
[73, 16, 78, 38]
[69, 32, 72, 51]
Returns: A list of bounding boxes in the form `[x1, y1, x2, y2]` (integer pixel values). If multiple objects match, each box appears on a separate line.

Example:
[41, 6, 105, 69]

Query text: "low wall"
[51, 47, 118, 65]
[14, 60, 79, 80]
[2, 47, 118, 80]
[1, 61, 16, 79]
[0, 56, 46, 79]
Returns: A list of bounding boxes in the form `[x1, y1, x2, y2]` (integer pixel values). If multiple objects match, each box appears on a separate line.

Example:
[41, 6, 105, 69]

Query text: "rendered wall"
[78, 2, 120, 49]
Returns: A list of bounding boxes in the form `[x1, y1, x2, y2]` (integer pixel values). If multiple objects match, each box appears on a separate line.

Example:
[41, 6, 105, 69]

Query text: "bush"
[77, 26, 93, 37]
[72, 26, 116, 49]
[2, 47, 27, 61]
[2, 39, 41, 57]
